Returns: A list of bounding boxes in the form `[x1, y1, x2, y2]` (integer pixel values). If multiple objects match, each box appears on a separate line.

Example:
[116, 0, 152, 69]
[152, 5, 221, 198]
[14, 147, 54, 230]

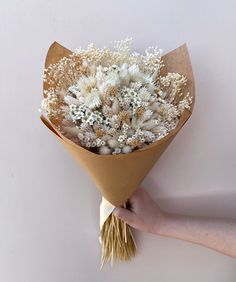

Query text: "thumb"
[113, 207, 135, 225]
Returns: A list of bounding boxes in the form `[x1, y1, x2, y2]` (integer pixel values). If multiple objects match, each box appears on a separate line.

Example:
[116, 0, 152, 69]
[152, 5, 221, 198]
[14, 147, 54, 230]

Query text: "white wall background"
[1, 0, 236, 281]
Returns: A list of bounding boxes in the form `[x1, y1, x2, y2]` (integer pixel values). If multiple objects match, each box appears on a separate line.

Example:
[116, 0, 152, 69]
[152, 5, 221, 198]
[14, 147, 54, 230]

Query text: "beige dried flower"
[95, 128, 105, 138]
[106, 86, 118, 97]
[119, 111, 131, 124]
[129, 138, 142, 148]
[41, 39, 192, 155]
[135, 107, 145, 119]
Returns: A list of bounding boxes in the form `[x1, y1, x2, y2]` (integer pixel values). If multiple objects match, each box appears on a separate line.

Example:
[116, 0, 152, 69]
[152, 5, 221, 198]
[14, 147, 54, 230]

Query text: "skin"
[113, 189, 236, 259]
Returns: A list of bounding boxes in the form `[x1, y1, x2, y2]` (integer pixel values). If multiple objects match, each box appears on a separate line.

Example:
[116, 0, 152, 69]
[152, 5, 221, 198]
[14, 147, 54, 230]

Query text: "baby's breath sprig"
[42, 39, 192, 155]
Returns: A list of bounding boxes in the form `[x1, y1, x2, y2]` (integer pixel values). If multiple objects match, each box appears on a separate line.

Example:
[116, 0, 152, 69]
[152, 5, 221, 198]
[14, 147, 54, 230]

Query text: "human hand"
[113, 189, 165, 234]
[114, 189, 236, 259]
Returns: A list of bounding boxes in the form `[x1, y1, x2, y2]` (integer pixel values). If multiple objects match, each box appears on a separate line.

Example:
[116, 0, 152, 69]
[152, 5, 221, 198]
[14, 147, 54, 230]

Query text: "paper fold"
[100, 198, 115, 230]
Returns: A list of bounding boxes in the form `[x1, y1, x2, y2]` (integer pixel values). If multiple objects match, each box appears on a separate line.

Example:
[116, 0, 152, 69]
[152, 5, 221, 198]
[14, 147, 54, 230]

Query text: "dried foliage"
[42, 39, 192, 155]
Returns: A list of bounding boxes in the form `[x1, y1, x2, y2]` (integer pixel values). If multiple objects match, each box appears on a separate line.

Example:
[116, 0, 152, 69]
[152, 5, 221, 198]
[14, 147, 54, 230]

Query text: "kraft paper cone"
[41, 42, 195, 207]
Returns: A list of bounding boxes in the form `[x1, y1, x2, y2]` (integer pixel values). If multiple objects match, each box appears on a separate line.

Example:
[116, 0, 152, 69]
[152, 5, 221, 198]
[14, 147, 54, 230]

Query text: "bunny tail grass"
[100, 213, 136, 267]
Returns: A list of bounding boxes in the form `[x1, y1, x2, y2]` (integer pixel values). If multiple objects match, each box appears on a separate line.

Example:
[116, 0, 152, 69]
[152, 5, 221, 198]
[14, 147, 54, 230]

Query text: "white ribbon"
[99, 197, 115, 230]
[99, 197, 116, 245]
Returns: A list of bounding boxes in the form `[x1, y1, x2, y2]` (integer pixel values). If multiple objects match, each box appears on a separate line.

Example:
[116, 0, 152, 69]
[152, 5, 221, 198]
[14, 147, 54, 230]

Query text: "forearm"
[156, 213, 236, 259]
[114, 189, 236, 259]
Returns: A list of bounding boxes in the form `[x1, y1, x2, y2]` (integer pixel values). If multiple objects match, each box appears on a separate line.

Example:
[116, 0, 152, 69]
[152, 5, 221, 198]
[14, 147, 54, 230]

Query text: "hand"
[113, 189, 165, 234]
[114, 189, 236, 259]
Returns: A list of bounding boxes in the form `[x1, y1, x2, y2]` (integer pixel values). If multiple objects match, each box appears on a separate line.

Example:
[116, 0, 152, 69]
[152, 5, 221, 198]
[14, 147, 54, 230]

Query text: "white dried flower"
[122, 123, 129, 131]
[138, 87, 152, 101]
[77, 76, 97, 95]
[99, 146, 111, 155]
[111, 98, 120, 114]
[64, 95, 80, 105]
[84, 89, 101, 109]
[42, 39, 192, 155]
[122, 145, 132, 154]
[142, 119, 158, 130]
[68, 85, 80, 95]
[62, 126, 80, 137]
[107, 138, 119, 148]
[118, 135, 126, 143]
[140, 109, 153, 122]
[113, 147, 121, 154]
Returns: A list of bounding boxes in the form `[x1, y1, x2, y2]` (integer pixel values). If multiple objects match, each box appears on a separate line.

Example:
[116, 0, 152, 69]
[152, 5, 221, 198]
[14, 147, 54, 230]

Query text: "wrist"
[153, 211, 174, 236]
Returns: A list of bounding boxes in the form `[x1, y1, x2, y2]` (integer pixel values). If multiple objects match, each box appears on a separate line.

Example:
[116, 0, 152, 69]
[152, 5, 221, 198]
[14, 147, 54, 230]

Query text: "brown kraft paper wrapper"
[41, 41, 195, 207]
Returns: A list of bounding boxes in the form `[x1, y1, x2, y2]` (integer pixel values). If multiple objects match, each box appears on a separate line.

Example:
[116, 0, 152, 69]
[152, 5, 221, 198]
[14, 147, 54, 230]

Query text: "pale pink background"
[0, 0, 236, 281]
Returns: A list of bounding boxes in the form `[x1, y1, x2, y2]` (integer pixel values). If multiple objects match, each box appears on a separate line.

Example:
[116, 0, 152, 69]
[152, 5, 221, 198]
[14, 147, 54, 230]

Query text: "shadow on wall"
[141, 176, 236, 219]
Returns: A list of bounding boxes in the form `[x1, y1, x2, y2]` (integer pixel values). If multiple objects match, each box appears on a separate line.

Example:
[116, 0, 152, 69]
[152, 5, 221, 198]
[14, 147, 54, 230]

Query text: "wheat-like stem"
[100, 213, 136, 267]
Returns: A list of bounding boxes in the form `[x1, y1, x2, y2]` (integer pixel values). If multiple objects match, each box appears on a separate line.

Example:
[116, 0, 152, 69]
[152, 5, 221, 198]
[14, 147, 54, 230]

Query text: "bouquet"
[40, 39, 195, 265]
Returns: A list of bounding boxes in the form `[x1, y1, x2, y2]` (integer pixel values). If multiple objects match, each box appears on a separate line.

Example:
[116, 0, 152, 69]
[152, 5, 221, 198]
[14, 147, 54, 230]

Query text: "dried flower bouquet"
[40, 39, 195, 265]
